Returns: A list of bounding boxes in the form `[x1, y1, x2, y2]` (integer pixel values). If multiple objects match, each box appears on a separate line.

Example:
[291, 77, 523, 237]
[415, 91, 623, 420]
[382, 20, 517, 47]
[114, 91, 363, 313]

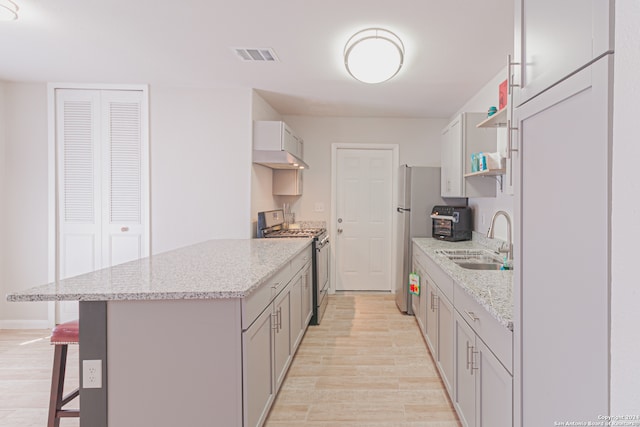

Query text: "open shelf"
[464, 169, 506, 178]
[476, 108, 507, 128]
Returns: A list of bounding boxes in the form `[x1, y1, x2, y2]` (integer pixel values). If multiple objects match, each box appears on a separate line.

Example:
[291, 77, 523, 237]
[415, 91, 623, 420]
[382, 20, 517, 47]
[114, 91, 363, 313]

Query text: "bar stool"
[48, 320, 80, 427]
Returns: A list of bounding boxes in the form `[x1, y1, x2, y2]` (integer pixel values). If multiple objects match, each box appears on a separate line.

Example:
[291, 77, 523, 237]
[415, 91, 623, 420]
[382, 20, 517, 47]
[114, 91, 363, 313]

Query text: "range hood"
[252, 150, 310, 170]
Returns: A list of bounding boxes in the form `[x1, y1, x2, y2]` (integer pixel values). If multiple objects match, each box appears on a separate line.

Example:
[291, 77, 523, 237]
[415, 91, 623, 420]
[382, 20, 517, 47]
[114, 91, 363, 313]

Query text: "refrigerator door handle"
[397, 207, 410, 213]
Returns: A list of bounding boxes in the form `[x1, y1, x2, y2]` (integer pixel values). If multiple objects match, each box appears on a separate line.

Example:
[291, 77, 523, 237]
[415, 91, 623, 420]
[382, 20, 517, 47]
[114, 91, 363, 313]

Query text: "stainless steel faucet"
[487, 210, 513, 261]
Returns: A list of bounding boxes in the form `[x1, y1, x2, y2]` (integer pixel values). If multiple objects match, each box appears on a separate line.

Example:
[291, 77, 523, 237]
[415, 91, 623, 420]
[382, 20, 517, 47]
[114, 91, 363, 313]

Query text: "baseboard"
[0, 319, 51, 329]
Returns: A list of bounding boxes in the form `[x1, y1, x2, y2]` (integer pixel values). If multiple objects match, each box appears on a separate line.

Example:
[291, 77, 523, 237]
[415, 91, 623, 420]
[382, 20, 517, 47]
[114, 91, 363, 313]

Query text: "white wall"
[281, 116, 446, 223]
[150, 86, 253, 254]
[611, 0, 640, 412]
[250, 91, 284, 235]
[452, 67, 515, 242]
[0, 83, 50, 327]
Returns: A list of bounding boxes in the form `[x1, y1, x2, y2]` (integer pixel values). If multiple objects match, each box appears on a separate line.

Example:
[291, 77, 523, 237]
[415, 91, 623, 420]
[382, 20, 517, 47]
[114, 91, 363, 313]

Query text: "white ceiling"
[0, 0, 513, 118]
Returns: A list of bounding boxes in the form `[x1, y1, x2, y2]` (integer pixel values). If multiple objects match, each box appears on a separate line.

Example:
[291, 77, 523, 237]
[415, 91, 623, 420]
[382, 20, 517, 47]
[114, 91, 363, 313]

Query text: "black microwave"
[430, 206, 472, 241]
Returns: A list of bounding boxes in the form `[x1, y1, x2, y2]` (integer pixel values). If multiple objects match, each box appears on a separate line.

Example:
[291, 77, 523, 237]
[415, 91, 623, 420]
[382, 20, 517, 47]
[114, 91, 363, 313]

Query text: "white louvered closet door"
[57, 89, 102, 281]
[56, 88, 148, 323]
[101, 91, 147, 267]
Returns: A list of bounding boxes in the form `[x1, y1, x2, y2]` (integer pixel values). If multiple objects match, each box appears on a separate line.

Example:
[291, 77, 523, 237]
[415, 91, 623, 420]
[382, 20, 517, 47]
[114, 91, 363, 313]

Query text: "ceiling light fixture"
[0, 0, 18, 21]
[344, 28, 405, 84]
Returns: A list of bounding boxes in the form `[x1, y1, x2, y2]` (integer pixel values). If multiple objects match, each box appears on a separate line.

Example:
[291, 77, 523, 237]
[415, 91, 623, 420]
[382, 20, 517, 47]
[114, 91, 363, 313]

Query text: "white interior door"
[335, 148, 393, 291]
[56, 88, 149, 323]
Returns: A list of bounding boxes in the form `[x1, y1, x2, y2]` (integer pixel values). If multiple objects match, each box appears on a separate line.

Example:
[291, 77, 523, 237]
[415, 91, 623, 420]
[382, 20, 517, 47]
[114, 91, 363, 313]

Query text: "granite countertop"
[6, 239, 312, 303]
[412, 236, 513, 331]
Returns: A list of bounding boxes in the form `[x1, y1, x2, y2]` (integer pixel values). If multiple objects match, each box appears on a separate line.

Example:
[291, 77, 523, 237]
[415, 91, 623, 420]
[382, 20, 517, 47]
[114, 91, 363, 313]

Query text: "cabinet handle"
[507, 54, 521, 95]
[470, 346, 479, 374]
[271, 281, 282, 296]
[277, 307, 282, 331]
[465, 310, 479, 322]
[466, 342, 479, 374]
[507, 119, 519, 160]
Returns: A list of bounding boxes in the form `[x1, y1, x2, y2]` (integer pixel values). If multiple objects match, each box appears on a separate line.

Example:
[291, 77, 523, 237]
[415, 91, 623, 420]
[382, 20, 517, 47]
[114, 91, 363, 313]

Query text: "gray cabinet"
[414, 247, 454, 395]
[454, 310, 477, 427]
[242, 246, 312, 427]
[441, 113, 497, 198]
[512, 0, 613, 106]
[413, 243, 513, 427]
[512, 57, 611, 426]
[273, 169, 302, 196]
[426, 284, 454, 395]
[292, 261, 313, 351]
[290, 275, 304, 351]
[437, 292, 454, 395]
[253, 121, 303, 158]
[273, 288, 291, 392]
[477, 338, 512, 427]
[454, 311, 513, 427]
[411, 260, 425, 334]
[424, 276, 437, 357]
[242, 306, 275, 427]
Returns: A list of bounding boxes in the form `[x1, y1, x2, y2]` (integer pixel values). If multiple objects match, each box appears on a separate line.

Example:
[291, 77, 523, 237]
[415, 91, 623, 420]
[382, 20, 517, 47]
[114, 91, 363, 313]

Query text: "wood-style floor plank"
[264, 293, 461, 427]
[0, 330, 79, 426]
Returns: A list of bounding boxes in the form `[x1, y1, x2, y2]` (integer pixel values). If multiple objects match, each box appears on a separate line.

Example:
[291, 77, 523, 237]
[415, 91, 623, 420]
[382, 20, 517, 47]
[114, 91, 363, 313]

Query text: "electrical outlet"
[481, 213, 486, 226]
[314, 202, 325, 212]
[83, 359, 102, 389]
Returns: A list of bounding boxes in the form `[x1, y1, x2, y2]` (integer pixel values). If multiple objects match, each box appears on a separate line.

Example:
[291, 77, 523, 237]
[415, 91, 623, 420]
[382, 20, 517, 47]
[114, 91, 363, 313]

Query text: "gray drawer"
[291, 245, 312, 275]
[242, 263, 292, 330]
[454, 281, 513, 373]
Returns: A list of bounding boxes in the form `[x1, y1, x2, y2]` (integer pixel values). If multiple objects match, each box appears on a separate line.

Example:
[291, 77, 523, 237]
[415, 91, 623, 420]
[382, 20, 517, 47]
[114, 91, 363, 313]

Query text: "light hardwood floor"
[0, 293, 459, 427]
[0, 329, 79, 426]
[264, 293, 461, 427]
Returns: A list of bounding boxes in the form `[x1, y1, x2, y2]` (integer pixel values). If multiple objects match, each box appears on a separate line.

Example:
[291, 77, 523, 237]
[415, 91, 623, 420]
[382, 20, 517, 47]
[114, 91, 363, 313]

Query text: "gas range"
[257, 209, 325, 239]
[262, 228, 326, 239]
[257, 209, 330, 325]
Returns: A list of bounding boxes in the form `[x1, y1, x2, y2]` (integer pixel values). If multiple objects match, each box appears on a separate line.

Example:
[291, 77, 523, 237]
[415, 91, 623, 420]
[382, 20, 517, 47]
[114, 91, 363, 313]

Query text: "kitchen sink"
[435, 249, 507, 270]
[455, 262, 503, 270]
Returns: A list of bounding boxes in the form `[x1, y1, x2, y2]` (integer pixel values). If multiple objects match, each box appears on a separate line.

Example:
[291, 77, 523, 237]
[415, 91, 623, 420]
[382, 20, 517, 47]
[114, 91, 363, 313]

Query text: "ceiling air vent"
[232, 47, 279, 62]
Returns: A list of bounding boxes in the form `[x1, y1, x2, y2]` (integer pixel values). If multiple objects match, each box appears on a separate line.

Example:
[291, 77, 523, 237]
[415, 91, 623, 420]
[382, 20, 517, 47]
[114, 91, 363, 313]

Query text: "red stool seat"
[51, 320, 79, 345]
[48, 320, 80, 427]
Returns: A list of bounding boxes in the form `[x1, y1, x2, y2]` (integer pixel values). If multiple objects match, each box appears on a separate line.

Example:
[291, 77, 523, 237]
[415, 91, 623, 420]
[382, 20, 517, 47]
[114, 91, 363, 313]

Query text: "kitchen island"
[7, 238, 313, 427]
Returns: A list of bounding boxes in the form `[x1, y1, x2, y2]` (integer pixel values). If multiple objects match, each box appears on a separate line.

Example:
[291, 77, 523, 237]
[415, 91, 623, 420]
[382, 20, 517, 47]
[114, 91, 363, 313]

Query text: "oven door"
[317, 236, 330, 292]
[433, 218, 453, 238]
[312, 235, 330, 325]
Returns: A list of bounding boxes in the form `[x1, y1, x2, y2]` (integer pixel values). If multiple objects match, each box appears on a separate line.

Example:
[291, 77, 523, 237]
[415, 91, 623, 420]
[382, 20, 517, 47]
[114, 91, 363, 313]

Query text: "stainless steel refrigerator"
[395, 165, 465, 314]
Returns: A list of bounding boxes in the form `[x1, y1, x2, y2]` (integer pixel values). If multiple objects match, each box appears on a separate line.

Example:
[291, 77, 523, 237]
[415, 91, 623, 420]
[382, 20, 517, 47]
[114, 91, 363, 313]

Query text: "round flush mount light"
[0, 0, 18, 21]
[344, 28, 405, 84]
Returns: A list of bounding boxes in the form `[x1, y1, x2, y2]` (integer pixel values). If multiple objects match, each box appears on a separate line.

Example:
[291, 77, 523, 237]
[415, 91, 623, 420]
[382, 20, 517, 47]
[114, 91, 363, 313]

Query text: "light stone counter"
[413, 236, 513, 330]
[6, 238, 312, 302]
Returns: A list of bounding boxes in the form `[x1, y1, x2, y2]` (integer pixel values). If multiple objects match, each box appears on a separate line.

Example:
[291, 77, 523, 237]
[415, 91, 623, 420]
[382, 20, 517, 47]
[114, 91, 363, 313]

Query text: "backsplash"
[294, 220, 326, 229]
[472, 231, 507, 253]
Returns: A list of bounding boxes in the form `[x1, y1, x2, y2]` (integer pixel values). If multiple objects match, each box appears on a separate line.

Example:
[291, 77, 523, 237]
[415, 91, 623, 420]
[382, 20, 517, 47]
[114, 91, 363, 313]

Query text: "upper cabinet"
[441, 113, 498, 198]
[253, 121, 308, 170]
[512, 0, 614, 106]
[273, 169, 303, 196]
